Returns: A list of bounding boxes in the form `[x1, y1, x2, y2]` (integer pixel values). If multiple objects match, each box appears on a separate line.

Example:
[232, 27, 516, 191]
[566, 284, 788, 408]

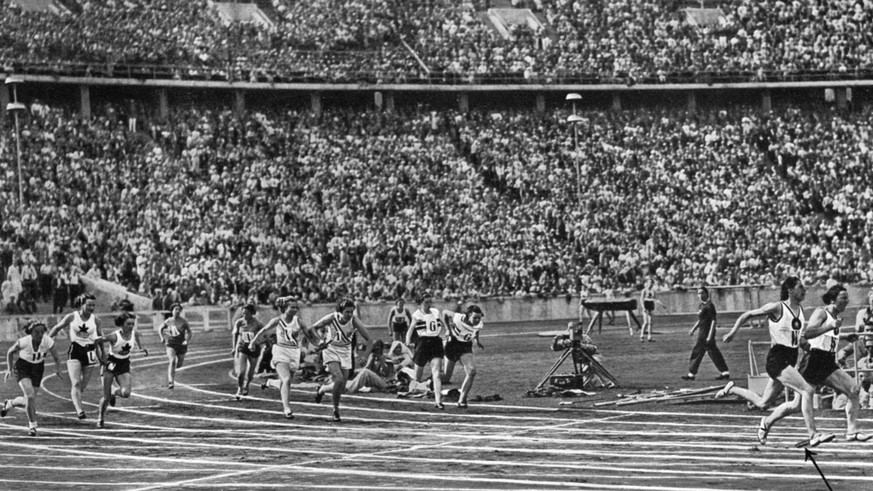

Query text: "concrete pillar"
[836, 87, 848, 110]
[761, 90, 772, 112]
[310, 92, 322, 116]
[234, 90, 245, 115]
[0, 84, 8, 121]
[612, 93, 621, 111]
[158, 88, 169, 120]
[686, 91, 696, 113]
[535, 93, 545, 113]
[458, 92, 469, 113]
[385, 91, 395, 113]
[79, 85, 91, 119]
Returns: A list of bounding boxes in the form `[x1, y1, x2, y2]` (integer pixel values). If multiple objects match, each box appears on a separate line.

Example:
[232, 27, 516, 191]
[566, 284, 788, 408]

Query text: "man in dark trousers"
[681, 286, 730, 381]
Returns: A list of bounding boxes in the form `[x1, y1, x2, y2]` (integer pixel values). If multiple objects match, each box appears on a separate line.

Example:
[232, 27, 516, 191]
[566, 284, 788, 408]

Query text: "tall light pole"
[565, 92, 583, 199]
[5, 76, 25, 214]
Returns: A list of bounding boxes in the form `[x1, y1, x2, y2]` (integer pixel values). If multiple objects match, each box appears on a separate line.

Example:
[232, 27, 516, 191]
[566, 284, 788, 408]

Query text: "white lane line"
[0, 464, 227, 473]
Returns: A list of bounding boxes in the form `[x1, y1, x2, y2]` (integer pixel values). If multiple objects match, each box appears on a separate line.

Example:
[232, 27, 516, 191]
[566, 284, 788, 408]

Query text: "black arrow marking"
[804, 448, 833, 491]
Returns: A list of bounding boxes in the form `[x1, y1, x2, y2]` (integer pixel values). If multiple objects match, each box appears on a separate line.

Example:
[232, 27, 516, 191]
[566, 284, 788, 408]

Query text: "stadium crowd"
[1, 0, 872, 83]
[2, 97, 873, 310]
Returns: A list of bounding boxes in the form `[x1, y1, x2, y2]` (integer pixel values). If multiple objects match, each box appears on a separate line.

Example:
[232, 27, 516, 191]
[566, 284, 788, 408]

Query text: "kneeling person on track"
[442, 305, 484, 408]
[98, 312, 148, 428]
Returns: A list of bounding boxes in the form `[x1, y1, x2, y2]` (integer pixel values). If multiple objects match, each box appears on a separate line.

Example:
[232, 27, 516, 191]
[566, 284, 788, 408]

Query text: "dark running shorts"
[104, 355, 131, 376]
[14, 358, 46, 387]
[802, 349, 840, 386]
[237, 344, 262, 358]
[166, 341, 188, 357]
[766, 344, 800, 380]
[643, 300, 655, 312]
[392, 322, 409, 336]
[444, 338, 473, 363]
[68, 343, 98, 367]
[413, 336, 445, 366]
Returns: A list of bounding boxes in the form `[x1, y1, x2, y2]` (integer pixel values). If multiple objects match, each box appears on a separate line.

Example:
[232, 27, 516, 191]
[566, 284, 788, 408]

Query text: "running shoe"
[167, 381, 174, 390]
[0, 400, 8, 418]
[28, 426, 36, 437]
[435, 402, 445, 410]
[846, 433, 872, 442]
[680, 374, 696, 380]
[332, 410, 341, 422]
[715, 373, 731, 380]
[315, 387, 324, 404]
[235, 389, 242, 401]
[261, 380, 269, 391]
[109, 393, 117, 407]
[457, 401, 468, 409]
[97, 419, 105, 429]
[77, 411, 86, 420]
[757, 416, 770, 445]
[242, 388, 249, 396]
[808, 433, 836, 447]
[284, 410, 294, 420]
[714, 381, 735, 399]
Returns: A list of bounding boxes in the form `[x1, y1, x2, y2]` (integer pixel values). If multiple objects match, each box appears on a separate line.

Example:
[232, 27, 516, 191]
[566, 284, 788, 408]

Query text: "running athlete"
[232, 304, 264, 400]
[442, 305, 485, 408]
[853, 290, 873, 362]
[2, 321, 61, 436]
[312, 298, 374, 422]
[750, 285, 870, 443]
[160, 303, 192, 389]
[720, 276, 832, 447]
[97, 312, 147, 428]
[250, 297, 317, 419]
[49, 293, 104, 419]
[406, 294, 447, 410]
[387, 298, 412, 343]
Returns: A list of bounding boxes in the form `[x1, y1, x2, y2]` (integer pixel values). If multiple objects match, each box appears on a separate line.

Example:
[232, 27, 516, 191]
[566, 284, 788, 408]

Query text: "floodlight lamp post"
[566, 94, 585, 199]
[6, 76, 25, 214]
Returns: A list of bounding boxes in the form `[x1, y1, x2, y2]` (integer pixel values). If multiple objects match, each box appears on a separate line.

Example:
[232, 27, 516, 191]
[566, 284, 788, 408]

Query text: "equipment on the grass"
[582, 298, 642, 335]
[535, 322, 619, 392]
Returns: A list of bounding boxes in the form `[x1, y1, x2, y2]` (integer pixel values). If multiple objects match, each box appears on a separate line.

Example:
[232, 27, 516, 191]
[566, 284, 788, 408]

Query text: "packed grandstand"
[1, 0, 872, 311]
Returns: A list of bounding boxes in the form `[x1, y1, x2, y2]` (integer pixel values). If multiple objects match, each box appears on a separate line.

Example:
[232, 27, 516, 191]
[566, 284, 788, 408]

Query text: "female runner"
[2, 321, 61, 436]
[160, 303, 192, 389]
[97, 312, 148, 428]
[49, 293, 104, 419]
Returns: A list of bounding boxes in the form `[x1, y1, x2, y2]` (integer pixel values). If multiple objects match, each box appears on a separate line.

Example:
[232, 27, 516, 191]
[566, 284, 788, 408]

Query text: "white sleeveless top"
[69, 311, 99, 347]
[769, 301, 804, 348]
[808, 308, 840, 353]
[109, 329, 137, 359]
[321, 312, 356, 348]
[412, 308, 443, 338]
[276, 316, 301, 348]
[18, 335, 54, 364]
[449, 312, 483, 342]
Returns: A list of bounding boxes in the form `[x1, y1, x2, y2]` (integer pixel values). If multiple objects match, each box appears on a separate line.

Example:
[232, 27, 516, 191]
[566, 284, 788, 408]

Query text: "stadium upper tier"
[1, 0, 872, 84]
[1, 101, 872, 306]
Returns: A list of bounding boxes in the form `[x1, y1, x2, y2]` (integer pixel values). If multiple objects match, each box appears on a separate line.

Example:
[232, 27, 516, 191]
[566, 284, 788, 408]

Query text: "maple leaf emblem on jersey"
[76, 325, 90, 336]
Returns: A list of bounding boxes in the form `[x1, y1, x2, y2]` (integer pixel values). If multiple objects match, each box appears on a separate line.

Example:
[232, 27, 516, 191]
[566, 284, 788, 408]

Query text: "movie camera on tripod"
[534, 321, 619, 392]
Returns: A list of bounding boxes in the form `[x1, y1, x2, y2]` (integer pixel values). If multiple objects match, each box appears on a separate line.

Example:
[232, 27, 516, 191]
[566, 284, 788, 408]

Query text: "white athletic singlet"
[69, 311, 99, 347]
[449, 312, 483, 342]
[235, 318, 261, 346]
[276, 316, 301, 348]
[324, 313, 356, 348]
[808, 308, 840, 353]
[412, 308, 442, 338]
[109, 329, 137, 359]
[770, 301, 804, 348]
[17, 335, 54, 364]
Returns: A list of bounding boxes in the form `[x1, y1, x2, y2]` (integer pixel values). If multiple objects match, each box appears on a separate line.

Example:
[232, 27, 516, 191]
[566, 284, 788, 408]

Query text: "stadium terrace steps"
[485, 8, 544, 41]
[209, 0, 276, 30]
[10, 0, 68, 14]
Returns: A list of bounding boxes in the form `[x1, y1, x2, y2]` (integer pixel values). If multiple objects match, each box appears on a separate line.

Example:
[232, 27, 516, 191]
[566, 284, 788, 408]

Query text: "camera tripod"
[534, 343, 620, 391]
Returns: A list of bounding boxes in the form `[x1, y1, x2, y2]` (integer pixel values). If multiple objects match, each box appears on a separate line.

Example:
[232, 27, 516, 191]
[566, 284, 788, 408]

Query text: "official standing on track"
[681, 287, 730, 381]
[97, 312, 147, 428]
[49, 293, 104, 419]
[3, 321, 62, 436]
